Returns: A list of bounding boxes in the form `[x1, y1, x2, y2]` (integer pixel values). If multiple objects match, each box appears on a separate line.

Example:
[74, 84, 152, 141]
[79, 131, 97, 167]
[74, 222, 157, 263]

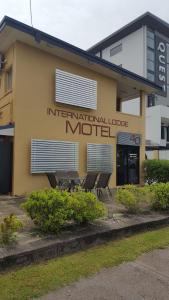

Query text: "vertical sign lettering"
[155, 36, 167, 96]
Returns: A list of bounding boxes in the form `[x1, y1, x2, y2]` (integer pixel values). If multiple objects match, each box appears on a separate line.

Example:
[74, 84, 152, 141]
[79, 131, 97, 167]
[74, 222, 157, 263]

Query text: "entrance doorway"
[117, 145, 139, 185]
[0, 136, 13, 194]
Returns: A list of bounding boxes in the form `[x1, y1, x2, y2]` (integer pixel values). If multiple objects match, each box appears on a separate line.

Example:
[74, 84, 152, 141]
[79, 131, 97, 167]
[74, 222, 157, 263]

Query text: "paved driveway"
[39, 247, 169, 300]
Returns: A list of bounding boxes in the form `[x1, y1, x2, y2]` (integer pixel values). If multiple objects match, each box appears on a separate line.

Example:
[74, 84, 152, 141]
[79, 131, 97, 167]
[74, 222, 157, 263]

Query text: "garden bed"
[1, 184, 169, 271]
[1, 212, 169, 271]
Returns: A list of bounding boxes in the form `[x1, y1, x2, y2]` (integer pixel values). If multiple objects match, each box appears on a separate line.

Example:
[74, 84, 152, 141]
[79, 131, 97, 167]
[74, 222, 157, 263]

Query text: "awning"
[0, 124, 14, 136]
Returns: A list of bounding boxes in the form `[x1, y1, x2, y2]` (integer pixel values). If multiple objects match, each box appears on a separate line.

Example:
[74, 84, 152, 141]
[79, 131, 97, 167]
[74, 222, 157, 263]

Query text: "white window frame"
[110, 44, 122, 57]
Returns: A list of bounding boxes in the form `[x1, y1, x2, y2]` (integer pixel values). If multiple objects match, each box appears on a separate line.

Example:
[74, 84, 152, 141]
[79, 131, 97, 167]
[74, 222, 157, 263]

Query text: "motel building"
[0, 16, 160, 196]
[89, 12, 169, 160]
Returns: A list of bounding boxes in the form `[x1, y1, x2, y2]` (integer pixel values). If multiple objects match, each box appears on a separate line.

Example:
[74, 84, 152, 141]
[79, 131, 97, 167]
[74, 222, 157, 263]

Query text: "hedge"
[144, 159, 169, 184]
[22, 188, 106, 233]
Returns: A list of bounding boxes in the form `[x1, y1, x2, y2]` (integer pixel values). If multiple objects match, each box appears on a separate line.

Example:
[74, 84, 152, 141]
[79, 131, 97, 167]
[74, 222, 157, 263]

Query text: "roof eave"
[88, 11, 169, 54]
[0, 16, 162, 95]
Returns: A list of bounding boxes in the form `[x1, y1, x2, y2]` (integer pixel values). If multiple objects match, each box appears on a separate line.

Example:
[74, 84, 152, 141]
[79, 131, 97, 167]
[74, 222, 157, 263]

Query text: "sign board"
[155, 36, 167, 96]
[47, 108, 129, 138]
[117, 132, 141, 146]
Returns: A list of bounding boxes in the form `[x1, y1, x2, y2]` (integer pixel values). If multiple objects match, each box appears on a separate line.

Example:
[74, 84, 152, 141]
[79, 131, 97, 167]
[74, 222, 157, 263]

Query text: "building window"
[5, 67, 12, 91]
[161, 125, 165, 140]
[147, 29, 155, 50]
[147, 72, 155, 82]
[110, 44, 122, 57]
[147, 30, 155, 40]
[147, 30, 155, 50]
[147, 49, 155, 62]
[87, 143, 113, 173]
[147, 94, 155, 107]
[116, 98, 121, 111]
[147, 60, 155, 72]
[147, 29, 155, 83]
[167, 127, 169, 142]
[31, 139, 79, 173]
[147, 37, 155, 50]
[55, 69, 97, 110]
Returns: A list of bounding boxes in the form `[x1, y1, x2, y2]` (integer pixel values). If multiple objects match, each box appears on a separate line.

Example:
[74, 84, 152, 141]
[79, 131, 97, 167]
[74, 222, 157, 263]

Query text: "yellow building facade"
[0, 17, 161, 195]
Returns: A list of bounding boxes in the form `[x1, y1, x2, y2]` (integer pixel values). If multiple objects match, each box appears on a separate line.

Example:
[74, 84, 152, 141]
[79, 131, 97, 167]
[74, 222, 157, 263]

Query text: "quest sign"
[155, 36, 167, 96]
[47, 108, 129, 138]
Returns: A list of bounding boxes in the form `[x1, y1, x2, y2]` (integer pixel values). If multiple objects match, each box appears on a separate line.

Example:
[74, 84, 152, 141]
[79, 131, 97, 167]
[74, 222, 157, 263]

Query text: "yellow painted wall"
[3, 41, 145, 195]
[153, 150, 159, 159]
[0, 99, 12, 126]
[0, 45, 15, 125]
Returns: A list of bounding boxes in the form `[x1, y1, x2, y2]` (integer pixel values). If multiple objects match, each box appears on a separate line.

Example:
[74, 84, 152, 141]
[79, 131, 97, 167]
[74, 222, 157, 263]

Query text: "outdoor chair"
[46, 173, 58, 188]
[81, 172, 99, 192]
[95, 173, 112, 197]
[46, 172, 69, 190]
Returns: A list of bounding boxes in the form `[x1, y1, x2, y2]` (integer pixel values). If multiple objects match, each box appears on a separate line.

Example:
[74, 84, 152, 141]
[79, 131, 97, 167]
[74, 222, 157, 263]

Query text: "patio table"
[55, 171, 83, 191]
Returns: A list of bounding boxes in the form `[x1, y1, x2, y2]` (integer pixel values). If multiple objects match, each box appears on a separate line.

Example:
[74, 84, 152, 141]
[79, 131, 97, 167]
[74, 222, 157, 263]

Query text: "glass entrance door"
[117, 145, 139, 186]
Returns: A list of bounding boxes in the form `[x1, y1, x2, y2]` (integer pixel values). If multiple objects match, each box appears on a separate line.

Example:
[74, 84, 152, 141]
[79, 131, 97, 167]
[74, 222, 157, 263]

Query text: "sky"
[0, 0, 169, 50]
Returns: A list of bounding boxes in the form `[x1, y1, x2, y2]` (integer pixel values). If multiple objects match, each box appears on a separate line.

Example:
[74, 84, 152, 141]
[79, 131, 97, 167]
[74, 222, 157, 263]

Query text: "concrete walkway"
[39, 247, 169, 300]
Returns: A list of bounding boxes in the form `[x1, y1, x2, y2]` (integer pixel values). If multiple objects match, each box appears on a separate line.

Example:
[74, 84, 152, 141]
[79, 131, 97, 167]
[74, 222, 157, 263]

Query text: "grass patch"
[1, 227, 169, 299]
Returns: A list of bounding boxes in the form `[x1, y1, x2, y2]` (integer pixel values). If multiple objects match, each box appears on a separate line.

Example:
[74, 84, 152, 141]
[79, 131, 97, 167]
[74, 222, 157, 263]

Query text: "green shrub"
[22, 188, 106, 233]
[115, 188, 137, 213]
[144, 159, 169, 184]
[68, 190, 106, 224]
[115, 185, 152, 213]
[22, 189, 72, 233]
[149, 183, 169, 211]
[0, 214, 23, 246]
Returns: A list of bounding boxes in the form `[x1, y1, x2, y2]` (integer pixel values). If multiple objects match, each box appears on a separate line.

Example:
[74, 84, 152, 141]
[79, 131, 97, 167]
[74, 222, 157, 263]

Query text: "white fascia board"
[0, 128, 14, 136]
